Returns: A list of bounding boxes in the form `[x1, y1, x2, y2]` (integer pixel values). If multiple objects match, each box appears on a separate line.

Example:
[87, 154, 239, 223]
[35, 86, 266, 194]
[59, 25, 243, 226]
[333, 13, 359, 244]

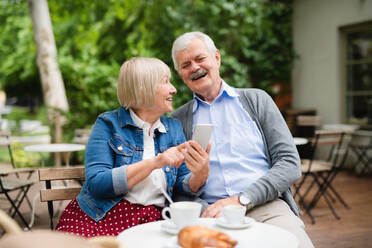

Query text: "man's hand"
[201, 195, 240, 218]
[182, 140, 211, 180]
[181, 140, 211, 192]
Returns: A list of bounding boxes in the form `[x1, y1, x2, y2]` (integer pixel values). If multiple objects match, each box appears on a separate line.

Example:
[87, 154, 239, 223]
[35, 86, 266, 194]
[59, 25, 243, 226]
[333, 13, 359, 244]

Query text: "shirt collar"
[129, 109, 166, 133]
[192, 80, 238, 113]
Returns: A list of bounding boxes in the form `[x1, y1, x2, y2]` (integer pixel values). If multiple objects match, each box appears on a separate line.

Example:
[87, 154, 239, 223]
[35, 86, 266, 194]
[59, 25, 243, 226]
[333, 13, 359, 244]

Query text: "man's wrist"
[189, 173, 207, 192]
[238, 192, 253, 210]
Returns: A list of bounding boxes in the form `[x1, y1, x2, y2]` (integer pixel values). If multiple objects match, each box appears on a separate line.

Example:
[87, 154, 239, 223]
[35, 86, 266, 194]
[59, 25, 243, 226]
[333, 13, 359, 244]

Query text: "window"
[342, 22, 372, 127]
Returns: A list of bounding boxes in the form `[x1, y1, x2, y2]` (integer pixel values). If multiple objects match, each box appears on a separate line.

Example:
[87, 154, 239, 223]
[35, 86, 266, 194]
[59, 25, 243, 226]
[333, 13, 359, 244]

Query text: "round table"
[116, 218, 298, 248]
[24, 143, 85, 167]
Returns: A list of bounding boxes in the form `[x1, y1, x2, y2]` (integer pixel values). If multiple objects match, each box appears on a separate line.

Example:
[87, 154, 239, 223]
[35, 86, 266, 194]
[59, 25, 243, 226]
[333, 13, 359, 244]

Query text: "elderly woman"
[56, 57, 210, 237]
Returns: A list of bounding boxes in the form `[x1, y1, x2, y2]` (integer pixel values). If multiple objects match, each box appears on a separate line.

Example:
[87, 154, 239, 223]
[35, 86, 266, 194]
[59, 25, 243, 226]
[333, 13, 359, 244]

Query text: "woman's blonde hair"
[117, 57, 171, 109]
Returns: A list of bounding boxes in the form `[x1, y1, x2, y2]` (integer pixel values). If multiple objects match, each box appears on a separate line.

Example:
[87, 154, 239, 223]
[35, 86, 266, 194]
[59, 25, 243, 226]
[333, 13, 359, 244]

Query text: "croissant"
[178, 225, 237, 248]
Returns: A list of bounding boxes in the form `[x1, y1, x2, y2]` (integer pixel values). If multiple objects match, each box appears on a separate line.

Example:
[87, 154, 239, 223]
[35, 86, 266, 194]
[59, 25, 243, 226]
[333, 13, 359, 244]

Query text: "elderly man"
[171, 31, 314, 248]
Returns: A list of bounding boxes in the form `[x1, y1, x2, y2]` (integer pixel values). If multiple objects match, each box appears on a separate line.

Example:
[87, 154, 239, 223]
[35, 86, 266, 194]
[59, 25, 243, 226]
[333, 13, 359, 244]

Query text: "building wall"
[292, 0, 372, 125]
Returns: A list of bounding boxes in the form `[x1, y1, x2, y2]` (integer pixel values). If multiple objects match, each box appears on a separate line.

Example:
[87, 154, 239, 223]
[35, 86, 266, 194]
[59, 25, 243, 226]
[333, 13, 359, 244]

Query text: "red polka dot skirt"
[55, 198, 162, 237]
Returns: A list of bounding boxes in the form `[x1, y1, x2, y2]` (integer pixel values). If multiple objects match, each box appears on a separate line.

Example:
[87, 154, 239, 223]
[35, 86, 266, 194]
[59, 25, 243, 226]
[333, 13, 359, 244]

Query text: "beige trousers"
[246, 199, 314, 248]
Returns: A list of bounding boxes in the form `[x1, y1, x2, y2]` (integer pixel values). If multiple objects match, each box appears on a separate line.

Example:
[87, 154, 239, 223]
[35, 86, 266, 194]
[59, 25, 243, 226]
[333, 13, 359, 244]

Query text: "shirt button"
[117, 145, 123, 151]
[165, 167, 170, 172]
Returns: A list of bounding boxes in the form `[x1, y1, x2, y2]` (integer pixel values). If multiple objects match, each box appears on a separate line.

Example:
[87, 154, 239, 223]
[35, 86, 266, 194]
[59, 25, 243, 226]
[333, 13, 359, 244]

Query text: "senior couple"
[56, 32, 314, 247]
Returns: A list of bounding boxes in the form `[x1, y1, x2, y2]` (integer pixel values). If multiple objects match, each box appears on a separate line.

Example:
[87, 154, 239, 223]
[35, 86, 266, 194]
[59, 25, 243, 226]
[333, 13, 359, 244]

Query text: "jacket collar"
[118, 106, 169, 131]
[129, 109, 166, 133]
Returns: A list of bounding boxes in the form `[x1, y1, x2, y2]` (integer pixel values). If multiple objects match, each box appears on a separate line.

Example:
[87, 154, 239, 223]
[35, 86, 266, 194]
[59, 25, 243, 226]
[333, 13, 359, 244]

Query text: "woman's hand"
[156, 144, 186, 168]
[127, 144, 185, 189]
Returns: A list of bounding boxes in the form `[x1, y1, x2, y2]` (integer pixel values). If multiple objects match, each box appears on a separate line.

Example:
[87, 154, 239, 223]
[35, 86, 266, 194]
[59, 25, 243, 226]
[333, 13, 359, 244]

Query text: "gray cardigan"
[171, 88, 301, 215]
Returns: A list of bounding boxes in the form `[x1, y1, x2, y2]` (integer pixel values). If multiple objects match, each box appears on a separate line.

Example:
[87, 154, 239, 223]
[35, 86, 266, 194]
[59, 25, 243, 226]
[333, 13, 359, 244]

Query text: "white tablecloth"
[24, 143, 85, 153]
[117, 218, 298, 248]
[24, 143, 85, 167]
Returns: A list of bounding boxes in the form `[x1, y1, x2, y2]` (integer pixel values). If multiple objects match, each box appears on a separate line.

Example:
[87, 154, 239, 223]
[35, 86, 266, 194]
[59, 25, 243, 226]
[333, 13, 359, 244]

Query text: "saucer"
[161, 220, 179, 235]
[215, 216, 255, 229]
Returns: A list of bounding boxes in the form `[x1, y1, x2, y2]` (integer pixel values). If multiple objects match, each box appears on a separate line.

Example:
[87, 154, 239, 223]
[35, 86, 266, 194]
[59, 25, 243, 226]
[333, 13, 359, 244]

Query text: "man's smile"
[190, 68, 208, 81]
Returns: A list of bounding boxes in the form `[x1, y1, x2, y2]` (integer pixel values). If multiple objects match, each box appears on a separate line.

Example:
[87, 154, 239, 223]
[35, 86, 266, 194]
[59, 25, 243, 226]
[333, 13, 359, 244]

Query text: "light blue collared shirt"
[193, 81, 270, 203]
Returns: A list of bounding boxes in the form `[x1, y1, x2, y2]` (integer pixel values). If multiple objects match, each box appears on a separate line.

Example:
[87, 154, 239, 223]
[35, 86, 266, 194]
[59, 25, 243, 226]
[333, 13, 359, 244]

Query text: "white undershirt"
[124, 109, 167, 207]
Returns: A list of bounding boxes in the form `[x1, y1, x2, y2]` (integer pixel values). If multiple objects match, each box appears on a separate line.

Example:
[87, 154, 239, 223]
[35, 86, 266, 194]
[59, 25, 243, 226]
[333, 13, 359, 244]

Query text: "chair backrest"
[310, 130, 346, 167]
[38, 166, 85, 202]
[295, 115, 323, 159]
[297, 115, 322, 127]
[296, 115, 322, 138]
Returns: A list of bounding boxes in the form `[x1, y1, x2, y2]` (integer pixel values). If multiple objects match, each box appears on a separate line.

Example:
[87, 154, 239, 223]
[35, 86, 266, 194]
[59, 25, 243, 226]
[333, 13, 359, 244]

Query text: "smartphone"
[191, 124, 213, 150]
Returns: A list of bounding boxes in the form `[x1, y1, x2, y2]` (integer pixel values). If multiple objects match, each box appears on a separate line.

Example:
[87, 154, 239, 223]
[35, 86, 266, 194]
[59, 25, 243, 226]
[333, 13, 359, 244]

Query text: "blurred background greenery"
[0, 0, 294, 146]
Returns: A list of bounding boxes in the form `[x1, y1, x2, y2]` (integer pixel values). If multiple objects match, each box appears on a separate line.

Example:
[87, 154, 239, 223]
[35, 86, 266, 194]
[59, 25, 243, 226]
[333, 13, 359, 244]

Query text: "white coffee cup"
[222, 205, 246, 225]
[161, 201, 201, 229]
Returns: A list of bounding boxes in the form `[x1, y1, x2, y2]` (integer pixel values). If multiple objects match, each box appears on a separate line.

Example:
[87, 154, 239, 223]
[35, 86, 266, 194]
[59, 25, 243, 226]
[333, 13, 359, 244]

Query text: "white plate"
[162, 237, 180, 248]
[161, 220, 179, 235]
[215, 216, 255, 229]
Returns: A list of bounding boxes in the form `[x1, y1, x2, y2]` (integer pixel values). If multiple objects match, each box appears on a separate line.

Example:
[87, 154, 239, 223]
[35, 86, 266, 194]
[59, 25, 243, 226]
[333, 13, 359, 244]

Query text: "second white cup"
[161, 201, 202, 229]
[222, 205, 246, 225]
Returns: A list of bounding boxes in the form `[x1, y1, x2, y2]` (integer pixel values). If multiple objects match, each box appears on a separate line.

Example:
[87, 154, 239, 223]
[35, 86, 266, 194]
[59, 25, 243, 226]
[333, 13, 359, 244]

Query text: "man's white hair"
[171, 31, 217, 71]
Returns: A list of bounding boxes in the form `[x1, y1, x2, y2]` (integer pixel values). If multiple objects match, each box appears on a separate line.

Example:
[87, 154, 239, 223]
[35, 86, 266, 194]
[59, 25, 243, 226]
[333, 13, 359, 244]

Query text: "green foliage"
[0, 147, 11, 163]
[11, 141, 42, 168]
[0, 1, 42, 106]
[0, 0, 294, 136]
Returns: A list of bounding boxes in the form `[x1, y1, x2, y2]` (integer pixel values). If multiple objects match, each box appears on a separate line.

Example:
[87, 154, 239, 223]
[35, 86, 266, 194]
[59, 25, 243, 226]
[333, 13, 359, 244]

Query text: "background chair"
[349, 130, 372, 175]
[294, 130, 349, 224]
[38, 166, 85, 230]
[295, 115, 322, 159]
[0, 131, 36, 212]
[295, 115, 322, 138]
[0, 168, 37, 230]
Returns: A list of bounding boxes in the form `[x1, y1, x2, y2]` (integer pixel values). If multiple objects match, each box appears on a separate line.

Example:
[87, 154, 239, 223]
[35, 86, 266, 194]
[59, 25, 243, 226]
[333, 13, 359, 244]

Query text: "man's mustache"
[189, 68, 208, 80]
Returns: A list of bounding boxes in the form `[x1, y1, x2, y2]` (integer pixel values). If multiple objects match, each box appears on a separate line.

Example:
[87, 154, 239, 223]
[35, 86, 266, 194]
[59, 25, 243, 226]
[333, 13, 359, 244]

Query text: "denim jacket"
[77, 107, 201, 221]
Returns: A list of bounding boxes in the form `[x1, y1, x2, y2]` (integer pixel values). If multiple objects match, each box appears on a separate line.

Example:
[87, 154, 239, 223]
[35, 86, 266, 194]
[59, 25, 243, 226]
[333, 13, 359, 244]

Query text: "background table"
[293, 137, 308, 146]
[24, 143, 85, 167]
[117, 218, 298, 248]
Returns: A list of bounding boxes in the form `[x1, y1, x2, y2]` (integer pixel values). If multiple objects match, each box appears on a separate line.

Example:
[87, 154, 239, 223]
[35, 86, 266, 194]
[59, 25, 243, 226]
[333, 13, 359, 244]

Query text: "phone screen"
[191, 124, 213, 150]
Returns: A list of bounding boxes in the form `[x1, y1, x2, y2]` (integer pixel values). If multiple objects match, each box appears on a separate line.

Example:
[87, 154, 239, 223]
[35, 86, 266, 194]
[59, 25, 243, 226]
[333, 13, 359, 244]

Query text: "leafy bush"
[11, 141, 42, 168]
[0, 0, 294, 138]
